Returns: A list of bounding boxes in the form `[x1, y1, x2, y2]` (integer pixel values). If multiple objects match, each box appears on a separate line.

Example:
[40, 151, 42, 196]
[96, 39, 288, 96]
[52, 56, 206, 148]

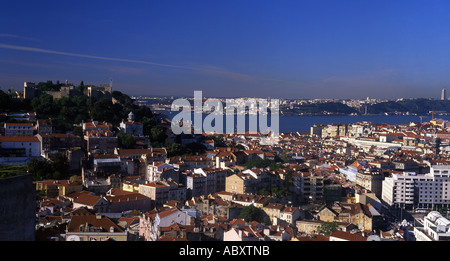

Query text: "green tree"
[206, 135, 227, 147]
[184, 142, 206, 155]
[258, 188, 271, 196]
[0, 90, 11, 110]
[318, 222, 338, 235]
[150, 125, 168, 146]
[244, 159, 275, 169]
[28, 154, 69, 180]
[141, 116, 157, 135]
[166, 142, 184, 157]
[271, 187, 289, 196]
[238, 205, 265, 223]
[31, 94, 57, 116]
[27, 158, 52, 180]
[48, 153, 69, 179]
[118, 132, 135, 149]
[279, 153, 290, 163]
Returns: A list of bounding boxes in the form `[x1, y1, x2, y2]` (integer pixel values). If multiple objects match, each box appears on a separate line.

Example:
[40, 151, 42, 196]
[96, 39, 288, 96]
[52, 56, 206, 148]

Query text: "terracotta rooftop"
[67, 215, 124, 233]
[330, 230, 367, 241]
[4, 123, 33, 126]
[73, 193, 102, 206]
[0, 136, 39, 142]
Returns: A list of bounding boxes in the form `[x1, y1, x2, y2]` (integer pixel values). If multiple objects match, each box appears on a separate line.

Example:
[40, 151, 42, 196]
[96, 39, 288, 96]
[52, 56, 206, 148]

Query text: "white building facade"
[414, 211, 450, 241]
[0, 136, 41, 165]
[382, 165, 450, 210]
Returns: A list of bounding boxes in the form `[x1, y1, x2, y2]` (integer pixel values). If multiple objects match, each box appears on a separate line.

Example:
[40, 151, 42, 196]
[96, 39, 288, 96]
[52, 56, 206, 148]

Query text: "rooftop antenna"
[419, 116, 426, 124]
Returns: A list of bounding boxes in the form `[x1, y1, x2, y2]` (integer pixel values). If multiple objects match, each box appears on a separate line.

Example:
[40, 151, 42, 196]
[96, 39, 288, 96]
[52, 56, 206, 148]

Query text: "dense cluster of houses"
[4, 105, 450, 241]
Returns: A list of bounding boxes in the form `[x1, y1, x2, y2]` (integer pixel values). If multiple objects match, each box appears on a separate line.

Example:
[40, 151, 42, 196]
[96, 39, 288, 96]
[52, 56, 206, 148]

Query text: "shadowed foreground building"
[0, 174, 36, 241]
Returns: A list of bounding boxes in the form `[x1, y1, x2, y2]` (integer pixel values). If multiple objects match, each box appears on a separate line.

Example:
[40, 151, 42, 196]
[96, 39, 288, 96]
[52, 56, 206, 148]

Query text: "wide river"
[155, 111, 450, 133]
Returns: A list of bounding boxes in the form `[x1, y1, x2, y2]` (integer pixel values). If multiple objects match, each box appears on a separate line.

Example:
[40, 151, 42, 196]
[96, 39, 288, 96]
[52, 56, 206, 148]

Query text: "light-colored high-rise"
[382, 165, 450, 210]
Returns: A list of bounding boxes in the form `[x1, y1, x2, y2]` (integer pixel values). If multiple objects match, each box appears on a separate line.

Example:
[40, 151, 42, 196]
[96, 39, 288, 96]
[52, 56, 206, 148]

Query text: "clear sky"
[1, 0, 450, 99]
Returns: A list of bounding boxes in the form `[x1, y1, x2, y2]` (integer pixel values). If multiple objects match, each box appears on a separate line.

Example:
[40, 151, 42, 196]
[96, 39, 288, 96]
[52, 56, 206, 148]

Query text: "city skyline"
[1, 1, 450, 99]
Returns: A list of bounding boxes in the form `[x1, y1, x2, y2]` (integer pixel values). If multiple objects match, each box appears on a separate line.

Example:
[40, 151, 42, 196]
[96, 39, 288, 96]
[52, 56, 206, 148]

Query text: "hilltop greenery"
[28, 90, 156, 133]
[367, 98, 450, 115]
[288, 102, 358, 115]
[285, 98, 450, 115]
[1, 81, 174, 147]
[0, 89, 31, 112]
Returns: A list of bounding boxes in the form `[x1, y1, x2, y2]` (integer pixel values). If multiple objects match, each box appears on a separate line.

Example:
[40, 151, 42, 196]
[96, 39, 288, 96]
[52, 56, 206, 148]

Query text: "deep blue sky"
[1, 0, 450, 99]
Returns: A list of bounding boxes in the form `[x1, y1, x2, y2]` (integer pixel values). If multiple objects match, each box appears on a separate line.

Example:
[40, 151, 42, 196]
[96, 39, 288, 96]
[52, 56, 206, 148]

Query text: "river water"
[155, 110, 450, 133]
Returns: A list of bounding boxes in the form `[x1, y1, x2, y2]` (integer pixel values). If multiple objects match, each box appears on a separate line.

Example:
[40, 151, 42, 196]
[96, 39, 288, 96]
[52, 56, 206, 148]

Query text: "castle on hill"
[23, 81, 112, 101]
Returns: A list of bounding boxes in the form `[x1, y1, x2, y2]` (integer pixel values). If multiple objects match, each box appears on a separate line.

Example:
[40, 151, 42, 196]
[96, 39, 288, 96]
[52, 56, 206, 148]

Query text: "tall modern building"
[382, 165, 450, 211]
[442, 88, 447, 100]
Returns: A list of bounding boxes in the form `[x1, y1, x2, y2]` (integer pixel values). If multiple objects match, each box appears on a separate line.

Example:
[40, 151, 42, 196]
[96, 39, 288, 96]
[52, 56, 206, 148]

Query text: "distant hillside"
[284, 102, 358, 115]
[367, 98, 450, 115]
[282, 98, 450, 115]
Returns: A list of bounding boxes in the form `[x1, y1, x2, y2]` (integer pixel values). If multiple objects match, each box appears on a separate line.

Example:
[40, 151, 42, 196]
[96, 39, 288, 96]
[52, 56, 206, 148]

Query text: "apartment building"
[37, 133, 83, 157]
[85, 129, 118, 155]
[4, 123, 34, 136]
[193, 168, 229, 195]
[355, 170, 385, 199]
[139, 207, 191, 241]
[291, 171, 324, 203]
[146, 162, 178, 183]
[225, 172, 262, 194]
[36, 119, 52, 134]
[186, 173, 207, 199]
[382, 165, 450, 210]
[138, 180, 186, 207]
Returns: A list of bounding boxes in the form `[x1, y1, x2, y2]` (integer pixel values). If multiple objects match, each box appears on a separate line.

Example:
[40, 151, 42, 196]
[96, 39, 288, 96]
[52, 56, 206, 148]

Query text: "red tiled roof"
[0, 136, 39, 142]
[5, 123, 33, 126]
[158, 207, 181, 219]
[331, 230, 367, 241]
[67, 215, 124, 233]
[73, 193, 102, 206]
